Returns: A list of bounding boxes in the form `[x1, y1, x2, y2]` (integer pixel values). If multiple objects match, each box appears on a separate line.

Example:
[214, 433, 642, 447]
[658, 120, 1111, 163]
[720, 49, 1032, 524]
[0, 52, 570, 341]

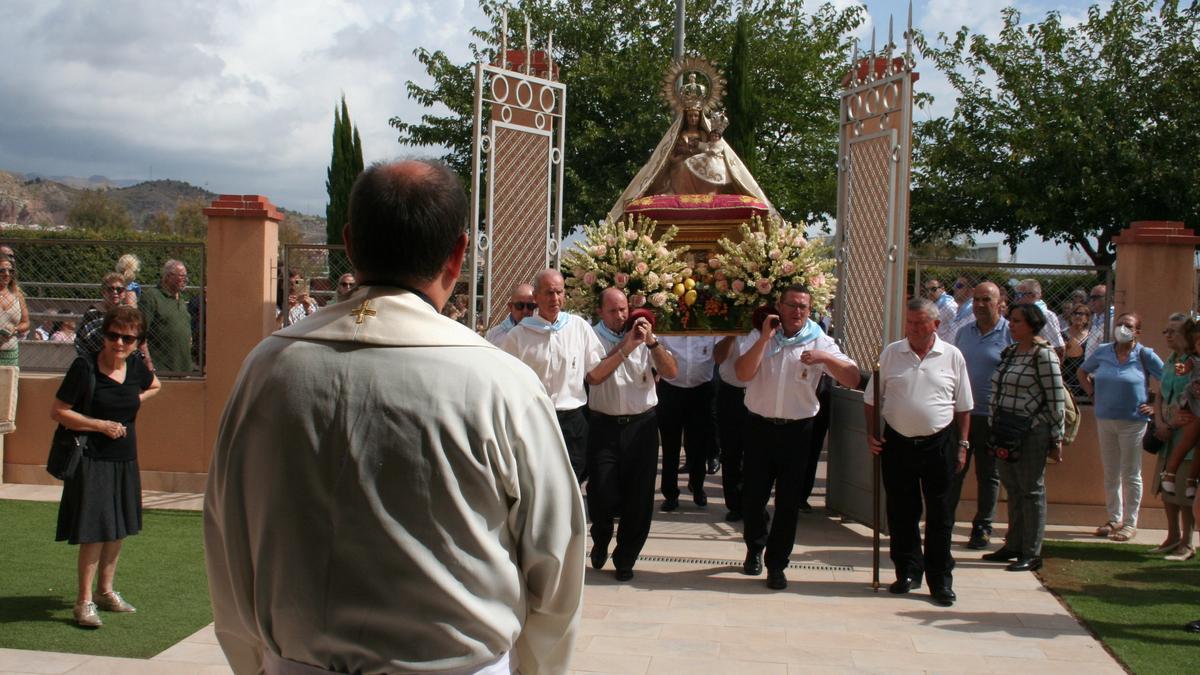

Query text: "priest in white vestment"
[205, 160, 586, 675]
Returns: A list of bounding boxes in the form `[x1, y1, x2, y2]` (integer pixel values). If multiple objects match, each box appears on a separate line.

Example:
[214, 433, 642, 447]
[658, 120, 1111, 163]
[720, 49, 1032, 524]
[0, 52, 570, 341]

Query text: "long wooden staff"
[872, 360, 882, 592]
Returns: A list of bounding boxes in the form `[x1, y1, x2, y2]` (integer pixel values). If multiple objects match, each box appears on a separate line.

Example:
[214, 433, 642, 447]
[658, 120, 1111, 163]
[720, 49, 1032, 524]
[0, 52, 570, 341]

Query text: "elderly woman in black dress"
[52, 306, 160, 628]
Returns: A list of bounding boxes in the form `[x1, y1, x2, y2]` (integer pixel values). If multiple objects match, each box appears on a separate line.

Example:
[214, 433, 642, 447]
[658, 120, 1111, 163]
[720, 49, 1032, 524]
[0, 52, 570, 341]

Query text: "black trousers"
[881, 424, 958, 589]
[948, 415, 1000, 531]
[717, 381, 748, 513]
[656, 380, 715, 499]
[799, 374, 833, 505]
[557, 407, 588, 484]
[587, 410, 659, 570]
[742, 414, 814, 572]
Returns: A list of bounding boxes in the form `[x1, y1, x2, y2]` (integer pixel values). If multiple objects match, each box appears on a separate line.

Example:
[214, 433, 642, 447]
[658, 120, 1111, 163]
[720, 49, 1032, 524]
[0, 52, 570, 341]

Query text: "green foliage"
[326, 96, 363, 276]
[0, 500, 212, 657]
[724, 13, 757, 170]
[67, 190, 134, 236]
[390, 0, 863, 232]
[912, 0, 1200, 266]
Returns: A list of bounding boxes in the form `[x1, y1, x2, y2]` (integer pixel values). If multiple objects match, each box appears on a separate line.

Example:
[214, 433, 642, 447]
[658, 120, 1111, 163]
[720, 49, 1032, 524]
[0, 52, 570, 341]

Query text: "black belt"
[592, 410, 654, 425]
[885, 424, 952, 442]
[749, 412, 807, 426]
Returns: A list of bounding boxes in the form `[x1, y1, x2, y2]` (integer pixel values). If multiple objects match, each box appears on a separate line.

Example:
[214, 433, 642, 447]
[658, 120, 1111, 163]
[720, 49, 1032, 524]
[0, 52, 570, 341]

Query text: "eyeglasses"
[1089, 294, 1105, 300]
[103, 285, 126, 294]
[103, 331, 140, 345]
[1013, 291, 1031, 298]
[339, 282, 355, 289]
[511, 301, 537, 311]
[778, 300, 810, 311]
[923, 285, 941, 292]
[953, 282, 966, 289]
[1071, 311, 1090, 317]
[0, 269, 12, 275]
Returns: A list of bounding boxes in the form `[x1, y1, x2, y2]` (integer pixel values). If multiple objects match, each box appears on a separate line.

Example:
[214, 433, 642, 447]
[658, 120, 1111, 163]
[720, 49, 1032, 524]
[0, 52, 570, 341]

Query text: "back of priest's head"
[345, 159, 468, 287]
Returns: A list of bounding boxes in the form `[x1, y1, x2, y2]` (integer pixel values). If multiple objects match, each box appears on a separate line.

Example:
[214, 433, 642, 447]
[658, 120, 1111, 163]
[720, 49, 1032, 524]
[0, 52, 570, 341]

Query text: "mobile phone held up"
[769, 317, 781, 330]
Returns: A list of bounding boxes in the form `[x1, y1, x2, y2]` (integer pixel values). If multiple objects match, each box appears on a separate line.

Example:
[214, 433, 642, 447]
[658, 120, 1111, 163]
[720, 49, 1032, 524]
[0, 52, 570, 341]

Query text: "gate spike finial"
[524, 16, 532, 75]
[547, 30, 554, 80]
[851, 39, 859, 84]
[906, 0, 914, 65]
[871, 26, 876, 58]
[500, 7, 508, 69]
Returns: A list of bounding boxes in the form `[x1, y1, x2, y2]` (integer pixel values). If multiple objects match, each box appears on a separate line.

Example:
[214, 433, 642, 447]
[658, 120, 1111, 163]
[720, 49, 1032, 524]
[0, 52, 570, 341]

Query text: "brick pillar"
[201, 195, 281, 468]
[1111, 221, 1200, 356]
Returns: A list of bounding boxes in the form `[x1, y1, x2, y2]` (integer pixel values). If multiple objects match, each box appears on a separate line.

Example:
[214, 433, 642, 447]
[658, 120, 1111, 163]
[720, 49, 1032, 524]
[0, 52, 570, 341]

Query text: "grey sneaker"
[95, 590, 136, 613]
[74, 600, 102, 628]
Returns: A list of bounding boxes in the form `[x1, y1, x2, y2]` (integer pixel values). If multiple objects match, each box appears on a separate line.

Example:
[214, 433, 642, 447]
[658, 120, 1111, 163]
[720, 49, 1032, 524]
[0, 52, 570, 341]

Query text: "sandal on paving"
[1150, 539, 1182, 554]
[1095, 521, 1119, 537]
[1110, 525, 1137, 542]
[1165, 544, 1196, 562]
[1187, 478, 1198, 500]
[1161, 471, 1177, 496]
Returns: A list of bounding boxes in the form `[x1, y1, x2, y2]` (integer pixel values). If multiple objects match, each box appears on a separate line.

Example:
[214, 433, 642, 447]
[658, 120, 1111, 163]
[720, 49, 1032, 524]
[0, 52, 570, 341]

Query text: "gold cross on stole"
[349, 299, 377, 324]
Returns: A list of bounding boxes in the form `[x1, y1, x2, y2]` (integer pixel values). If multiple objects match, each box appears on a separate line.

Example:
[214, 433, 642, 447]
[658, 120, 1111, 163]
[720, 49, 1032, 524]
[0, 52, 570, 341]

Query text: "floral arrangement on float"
[562, 215, 690, 321]
[562, 214, 837, 332]
[713, 215, 837, 318]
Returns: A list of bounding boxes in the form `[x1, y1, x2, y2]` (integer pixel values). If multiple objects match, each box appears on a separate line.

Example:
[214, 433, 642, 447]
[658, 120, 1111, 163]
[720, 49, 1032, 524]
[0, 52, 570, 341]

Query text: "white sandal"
[1187, 478, 1198, 500]
[1161, 471, 1177, 495]
[1166, 544, 1196, 561]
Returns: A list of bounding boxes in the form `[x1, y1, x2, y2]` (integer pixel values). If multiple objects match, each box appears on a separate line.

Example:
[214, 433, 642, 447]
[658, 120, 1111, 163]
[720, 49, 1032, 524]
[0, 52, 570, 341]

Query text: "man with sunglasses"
[484, 283, 536, 346]
[1014, 279, 1065, 353]
[206, 160, 584, 674]
[733, 284, 861, 589]
[948, 275, 975, 340]
[922, 278, 959, 342]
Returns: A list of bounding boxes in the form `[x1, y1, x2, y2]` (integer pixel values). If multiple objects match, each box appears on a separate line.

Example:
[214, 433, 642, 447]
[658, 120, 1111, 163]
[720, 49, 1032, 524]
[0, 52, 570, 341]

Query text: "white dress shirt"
[934, 294, 958, 341]
[587, 324, 658, 416]
[659, 335, 717, 388]
[717, 336, 748, 388]
[1040, 310, 1065, 349]
[483, 315, 517, 347]
[863, 335, 974, 437]
[737, 330, 853, 420]
[502, 313, 605, 411]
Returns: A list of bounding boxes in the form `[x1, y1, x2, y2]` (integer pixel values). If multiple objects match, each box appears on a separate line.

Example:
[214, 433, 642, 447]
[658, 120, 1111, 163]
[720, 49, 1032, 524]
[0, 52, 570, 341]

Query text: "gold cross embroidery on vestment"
[349, 300, 377, 324]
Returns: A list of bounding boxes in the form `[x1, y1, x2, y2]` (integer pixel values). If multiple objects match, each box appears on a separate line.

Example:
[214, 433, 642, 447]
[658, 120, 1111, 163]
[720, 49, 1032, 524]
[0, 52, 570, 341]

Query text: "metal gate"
[468, 15, 566, 331]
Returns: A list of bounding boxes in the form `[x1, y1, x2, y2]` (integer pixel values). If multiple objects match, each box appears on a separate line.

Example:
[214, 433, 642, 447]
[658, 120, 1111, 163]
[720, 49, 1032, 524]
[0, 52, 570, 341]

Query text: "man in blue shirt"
[952, 281, 1013, 550]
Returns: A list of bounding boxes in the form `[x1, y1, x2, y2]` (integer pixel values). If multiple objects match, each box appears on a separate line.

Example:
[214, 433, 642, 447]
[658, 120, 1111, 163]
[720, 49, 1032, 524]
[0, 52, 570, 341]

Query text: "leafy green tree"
[326, 96, 364, 246]
[912, 0, 1200, 266]
[171, 197, 209, 239]
[724, 12, 757, 171]
[67, 190, 134, 236]
[390, 0, 862, 231]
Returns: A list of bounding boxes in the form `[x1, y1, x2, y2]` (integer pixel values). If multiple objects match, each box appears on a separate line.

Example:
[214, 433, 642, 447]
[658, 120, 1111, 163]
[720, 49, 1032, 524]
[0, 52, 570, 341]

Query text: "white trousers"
[1096, 418, 1147, 527]
[264, 650, 513, 675]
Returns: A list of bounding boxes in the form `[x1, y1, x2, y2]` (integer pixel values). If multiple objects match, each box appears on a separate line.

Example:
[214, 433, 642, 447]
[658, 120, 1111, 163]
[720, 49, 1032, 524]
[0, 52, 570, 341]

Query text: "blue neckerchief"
[1034, 299, 1050, 316]
[767, 319, 823, 358]
[499, 315, 516, 332]
[520, 312, 571, 332]
[594, 320, 624, 345]
[955, 300, 973, 322]
[935, 293, 953, 309]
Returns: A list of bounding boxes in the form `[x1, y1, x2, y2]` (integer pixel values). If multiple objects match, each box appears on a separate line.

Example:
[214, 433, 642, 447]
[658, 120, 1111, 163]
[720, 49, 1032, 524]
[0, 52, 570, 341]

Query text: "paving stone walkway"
[0, 471, 1131, 674]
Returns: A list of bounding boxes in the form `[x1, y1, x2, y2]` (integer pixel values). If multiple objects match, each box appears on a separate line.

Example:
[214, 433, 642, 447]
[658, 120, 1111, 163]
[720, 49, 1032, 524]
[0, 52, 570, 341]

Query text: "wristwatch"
[958, 440, 970, 449]
[647, 341, 661, 350]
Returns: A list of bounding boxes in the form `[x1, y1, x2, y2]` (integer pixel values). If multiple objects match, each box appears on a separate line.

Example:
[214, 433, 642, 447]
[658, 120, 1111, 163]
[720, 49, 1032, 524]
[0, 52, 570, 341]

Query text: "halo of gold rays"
[659, 56, 726, 115]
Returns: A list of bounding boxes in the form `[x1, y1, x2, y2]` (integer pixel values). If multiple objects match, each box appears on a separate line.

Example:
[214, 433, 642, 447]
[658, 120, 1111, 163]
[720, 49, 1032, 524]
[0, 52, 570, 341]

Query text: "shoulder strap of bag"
[73, 356, 96, 417]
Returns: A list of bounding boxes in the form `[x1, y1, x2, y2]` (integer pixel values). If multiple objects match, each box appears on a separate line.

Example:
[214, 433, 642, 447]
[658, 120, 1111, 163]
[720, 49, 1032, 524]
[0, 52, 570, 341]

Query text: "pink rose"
[605, 234, 617, 246]
[631, 294, 647, 308]
[622, 249, 635, 262]
[681, 267, 693, 279]
[792, 235, 808, 247]
[768, 248, 782, 260]
[715, 271, 726, 281]
[708, 258, 721, 269]
[754, 232, 767, 242]
[811, 273, 826, 288]
[614, 272, 629, 288]
[650, 292, 668, 307]
[646, 272, 660, 287]
[780, 261, 796, 275]
[572, 267, 585, 279]
[715, 279, 729, 292]
[583, 271, 597, 286]
[731, 279, 745, 293]
[592, 244, 607, 257]
[747, 262, 759, 273]
[662, 273, 674, 285]
[756, 279, 773, 295]
[641, 235, 653, 245]
[625, 229, 638, 241]
[635, 262, 649, 275]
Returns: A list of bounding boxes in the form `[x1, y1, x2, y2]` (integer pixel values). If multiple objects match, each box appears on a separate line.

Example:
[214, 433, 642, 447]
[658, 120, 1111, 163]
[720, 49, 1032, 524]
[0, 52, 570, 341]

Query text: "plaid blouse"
[989, 343, 1067, 441]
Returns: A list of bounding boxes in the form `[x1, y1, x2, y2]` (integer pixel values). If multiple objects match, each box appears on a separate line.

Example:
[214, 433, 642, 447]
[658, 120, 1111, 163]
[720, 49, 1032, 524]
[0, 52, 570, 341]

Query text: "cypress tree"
[724, 13, 757, 171]
[325, 96, 364, 279]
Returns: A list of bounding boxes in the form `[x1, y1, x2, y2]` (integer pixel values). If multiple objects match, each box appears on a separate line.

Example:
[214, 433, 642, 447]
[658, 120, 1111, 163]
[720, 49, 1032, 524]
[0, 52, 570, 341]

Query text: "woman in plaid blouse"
[981, 304, 1066, 572]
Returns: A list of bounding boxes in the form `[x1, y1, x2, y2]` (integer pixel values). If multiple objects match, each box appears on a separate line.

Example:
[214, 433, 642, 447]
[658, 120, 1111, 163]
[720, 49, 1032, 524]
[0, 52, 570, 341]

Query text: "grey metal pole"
[673, 0, 685, 58]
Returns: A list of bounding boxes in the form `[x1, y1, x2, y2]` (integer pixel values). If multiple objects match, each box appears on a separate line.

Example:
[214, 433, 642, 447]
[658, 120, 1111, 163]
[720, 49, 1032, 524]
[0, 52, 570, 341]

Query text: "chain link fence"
[4, 239, 205, 377]
[912, 258, 1114, 402]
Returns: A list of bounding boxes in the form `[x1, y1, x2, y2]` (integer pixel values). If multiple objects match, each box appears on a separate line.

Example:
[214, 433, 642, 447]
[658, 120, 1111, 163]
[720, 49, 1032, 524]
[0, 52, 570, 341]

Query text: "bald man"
[485, 283, 536, 346]
[503, 269, 627, 482]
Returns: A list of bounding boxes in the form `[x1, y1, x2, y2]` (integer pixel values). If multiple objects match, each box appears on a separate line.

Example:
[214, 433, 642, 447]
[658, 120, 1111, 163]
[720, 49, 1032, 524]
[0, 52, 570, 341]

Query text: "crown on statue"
[660, 56, 726, 115]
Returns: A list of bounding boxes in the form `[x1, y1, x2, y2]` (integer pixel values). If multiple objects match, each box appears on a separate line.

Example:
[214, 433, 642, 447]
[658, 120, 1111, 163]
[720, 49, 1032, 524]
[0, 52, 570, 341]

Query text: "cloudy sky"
[0, 0, 1107, 259]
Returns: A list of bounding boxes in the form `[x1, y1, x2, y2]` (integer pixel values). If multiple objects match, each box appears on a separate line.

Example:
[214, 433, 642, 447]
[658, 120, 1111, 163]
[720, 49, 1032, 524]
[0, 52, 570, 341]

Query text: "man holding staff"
[864, 297, 973, 607]
[734, 284, 860, 590]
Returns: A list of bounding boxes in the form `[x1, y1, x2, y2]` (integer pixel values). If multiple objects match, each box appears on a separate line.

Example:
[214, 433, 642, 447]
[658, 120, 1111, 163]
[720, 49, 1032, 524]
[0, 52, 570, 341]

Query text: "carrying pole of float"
[673, 0, 685, 58]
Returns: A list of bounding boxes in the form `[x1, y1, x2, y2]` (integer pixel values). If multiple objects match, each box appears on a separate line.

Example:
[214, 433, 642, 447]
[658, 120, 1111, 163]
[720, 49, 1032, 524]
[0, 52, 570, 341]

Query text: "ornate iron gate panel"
[469, 37, 566, 331]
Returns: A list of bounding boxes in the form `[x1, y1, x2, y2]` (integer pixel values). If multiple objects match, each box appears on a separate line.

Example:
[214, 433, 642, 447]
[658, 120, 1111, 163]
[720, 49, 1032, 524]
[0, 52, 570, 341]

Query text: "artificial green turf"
[0, 499, 212, 658]
[1039, 540, 1200, 674]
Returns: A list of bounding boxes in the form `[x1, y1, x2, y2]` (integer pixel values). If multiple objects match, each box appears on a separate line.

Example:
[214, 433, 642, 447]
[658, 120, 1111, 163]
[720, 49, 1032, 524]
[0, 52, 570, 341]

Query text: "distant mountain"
[0, 170, 327, 241]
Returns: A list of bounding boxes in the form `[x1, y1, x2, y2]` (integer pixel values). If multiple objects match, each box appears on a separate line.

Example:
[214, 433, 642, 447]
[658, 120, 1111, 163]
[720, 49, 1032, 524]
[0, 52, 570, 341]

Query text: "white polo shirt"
[717, 335, 748, 388]
[502, 312, 605, 411]
[660, 336, 717, 388]
[587, 323, 657, 416]
[863, 335, 974, 437]
[737, 330, 854, 420]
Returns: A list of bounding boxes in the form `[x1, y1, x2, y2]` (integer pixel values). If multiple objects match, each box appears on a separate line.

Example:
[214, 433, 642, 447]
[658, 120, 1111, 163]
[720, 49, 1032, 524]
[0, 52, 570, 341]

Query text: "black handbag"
[1142, 421, 1165, 454]
[46, 357, 95, 481]
[989, 408, 1034, 463]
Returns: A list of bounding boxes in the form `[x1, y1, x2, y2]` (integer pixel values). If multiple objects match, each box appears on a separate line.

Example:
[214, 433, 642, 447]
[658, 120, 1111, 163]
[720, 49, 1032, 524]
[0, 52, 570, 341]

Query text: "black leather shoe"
[707, 458, 721, 475]
[724, 510, 742, 522]
[614, 568, 634, 582]
[1007, 557, 1043, 572]
[982, 548, 1020, 562]
[966, 525, 991, 550]
[766, 569, 787, 590]
[661, 497, 679, 512]
[743, 550, 763, 576]
[931, 587, 957, 606]
[1184, 619, 1200, 633]
[590, 547, 607, 571]
[888, 576, 921, 594]
[798, 502, 814, 513]
[693, 490, 708, 507]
